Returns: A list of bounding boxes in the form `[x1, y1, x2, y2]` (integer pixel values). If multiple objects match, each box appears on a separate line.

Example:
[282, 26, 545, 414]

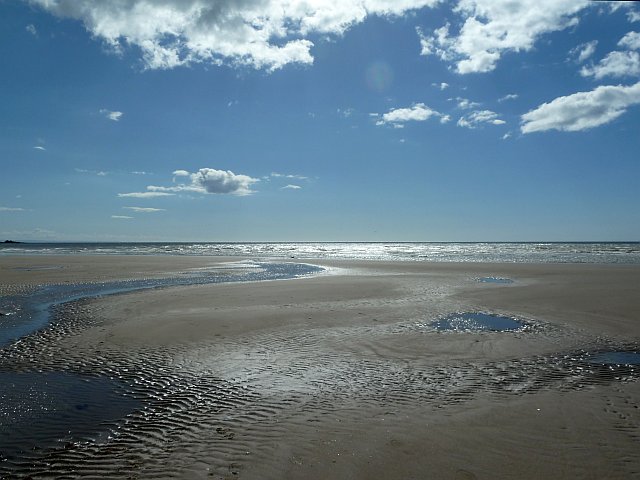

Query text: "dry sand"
[1, 256, 639, 479]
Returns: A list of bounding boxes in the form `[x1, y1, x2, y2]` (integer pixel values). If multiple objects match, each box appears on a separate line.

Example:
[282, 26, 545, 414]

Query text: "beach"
[1, 255, 639, 479]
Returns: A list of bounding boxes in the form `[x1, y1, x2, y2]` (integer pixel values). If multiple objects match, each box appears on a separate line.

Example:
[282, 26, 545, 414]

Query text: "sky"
[1, 0, 639, 242]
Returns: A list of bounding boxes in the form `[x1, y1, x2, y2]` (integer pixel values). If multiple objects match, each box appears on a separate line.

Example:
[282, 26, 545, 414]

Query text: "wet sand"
[1, 256, 639, 479]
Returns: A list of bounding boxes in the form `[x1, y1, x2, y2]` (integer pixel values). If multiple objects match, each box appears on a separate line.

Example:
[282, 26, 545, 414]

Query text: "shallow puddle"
[586, 351, 640, 366]
[476, 276, 514, 284]
[432, 312, 526, 332]
[0, 372, 139, 462]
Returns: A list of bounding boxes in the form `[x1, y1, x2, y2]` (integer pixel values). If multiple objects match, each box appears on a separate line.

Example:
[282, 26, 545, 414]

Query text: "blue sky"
[1, 0, 639, 242]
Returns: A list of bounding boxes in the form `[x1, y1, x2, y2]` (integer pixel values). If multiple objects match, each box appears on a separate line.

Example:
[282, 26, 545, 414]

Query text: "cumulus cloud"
[418, 0, 590, 74]
[124, 207, 165, 212]
[375, 103, 449, 126]
[520, 81, 640, 133]
[29, 0, 440, 71]
[117, 191, 175, 198]
[581, 51, 640, 79]
[149, 168, 259, 196]
[618, 31, 640, 50]
[580, 32, 640, 79]
[457, 109, 505, 128]
[570, 40, 598, 63]
[100, 109, 123, 121]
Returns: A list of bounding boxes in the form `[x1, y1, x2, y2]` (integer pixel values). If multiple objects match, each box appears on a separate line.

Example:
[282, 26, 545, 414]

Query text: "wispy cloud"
[76, 168, 111, 176]
[0, 206, 25, 212]
[457, 110, 505, 128]
[33, 146, 46, 151]
[124, 207, 165, 213]
[270, 172, 308, 180]
[117, 191, 175, 198]
[281, 184, 302, 190]
[455, 97, 481, 110]
[26, 24, 37, 36]
[111, 215, 133, 219]
[498, 93, 519, 102]
[570, 40, 598, 63]
[100, 108, 123, 121]
[521, 81, 640, 133]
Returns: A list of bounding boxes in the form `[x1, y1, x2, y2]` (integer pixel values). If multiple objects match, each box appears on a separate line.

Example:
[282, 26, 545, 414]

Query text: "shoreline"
[1, 255, 639, 478]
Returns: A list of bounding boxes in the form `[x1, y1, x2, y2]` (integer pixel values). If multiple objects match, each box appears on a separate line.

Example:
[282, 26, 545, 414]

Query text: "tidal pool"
[586, 351, 640, 366]
[0, 372, 139, 462]
[432, 312, 527, 332]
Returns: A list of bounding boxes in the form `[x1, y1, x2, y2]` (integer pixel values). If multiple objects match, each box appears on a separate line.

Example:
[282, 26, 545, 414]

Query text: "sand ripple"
[0, 297, 638, 478]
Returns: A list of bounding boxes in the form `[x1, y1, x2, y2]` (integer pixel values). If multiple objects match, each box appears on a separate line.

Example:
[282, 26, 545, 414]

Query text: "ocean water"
[2, 241, 640, 263]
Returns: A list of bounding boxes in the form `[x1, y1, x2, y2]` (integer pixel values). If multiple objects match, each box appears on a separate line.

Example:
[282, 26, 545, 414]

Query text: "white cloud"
[100, 109, 123, 121]
[498, 93, 519, 102]
[270, 172, 308, 180]
[580, 32, 640, 79]
[33, 146, 46, 151]
[111, 215, 133, 219]
[629, 11, 640, 23]
[457, 109, 505, 128]
[376, 103, 448, 126]
[0, 207, 25, 212]
[30, 0, 440, 71]
[581, 50, 640, 79]
[281, 184, 302, 190]
[124, 207, 165, 212]
[117, 191, 175, 198]
[418, 0, 590, 74]
[619, 31, 640, 50]
[456, 97, 481, 109]
[521, 81, 640, 133]
[432, 82, 449, 90]
[149, 168, 259, 196]
[570, 40, 598, 63]
[26, 24, 37, 36]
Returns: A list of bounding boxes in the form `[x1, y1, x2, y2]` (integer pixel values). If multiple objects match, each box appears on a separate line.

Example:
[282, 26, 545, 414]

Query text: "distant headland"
[3, 240, 22, 244]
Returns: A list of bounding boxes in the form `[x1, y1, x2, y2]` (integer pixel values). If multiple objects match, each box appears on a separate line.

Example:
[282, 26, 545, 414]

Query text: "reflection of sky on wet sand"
[432, 312, 526, 332]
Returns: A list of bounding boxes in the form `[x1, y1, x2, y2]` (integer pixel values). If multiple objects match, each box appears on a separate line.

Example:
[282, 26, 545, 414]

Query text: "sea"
[2, 241, 640, 263]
